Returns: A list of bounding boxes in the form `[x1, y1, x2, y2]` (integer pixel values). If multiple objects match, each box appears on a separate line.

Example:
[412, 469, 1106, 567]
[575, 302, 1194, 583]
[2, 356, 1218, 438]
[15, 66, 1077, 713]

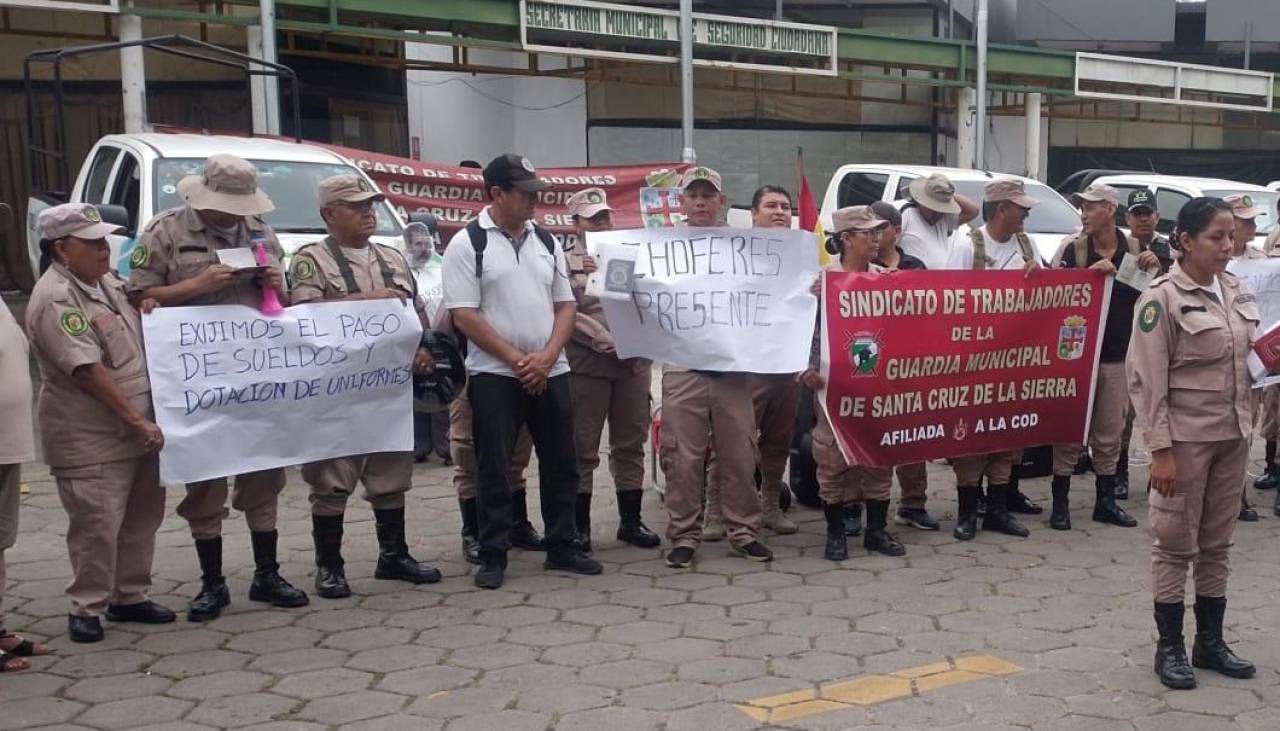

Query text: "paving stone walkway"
[4, 451, 1280, 730]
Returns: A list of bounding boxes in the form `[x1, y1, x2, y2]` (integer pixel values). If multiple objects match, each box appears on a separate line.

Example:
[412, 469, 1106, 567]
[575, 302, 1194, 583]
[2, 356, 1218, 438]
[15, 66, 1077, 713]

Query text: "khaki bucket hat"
[908, 173, 962, 215]
[178, 154, 275, 216]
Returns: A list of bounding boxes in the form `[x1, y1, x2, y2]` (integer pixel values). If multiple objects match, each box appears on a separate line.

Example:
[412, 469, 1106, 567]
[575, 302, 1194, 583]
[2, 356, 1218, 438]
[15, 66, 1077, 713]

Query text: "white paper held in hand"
[1115, 252, 1155, 291]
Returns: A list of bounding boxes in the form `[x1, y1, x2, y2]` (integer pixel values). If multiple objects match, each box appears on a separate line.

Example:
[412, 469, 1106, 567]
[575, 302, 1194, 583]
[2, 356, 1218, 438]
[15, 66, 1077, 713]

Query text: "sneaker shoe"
[731, 541, 774, 562]
[665, 546, 695, 569]
[895, 507, 940, 531]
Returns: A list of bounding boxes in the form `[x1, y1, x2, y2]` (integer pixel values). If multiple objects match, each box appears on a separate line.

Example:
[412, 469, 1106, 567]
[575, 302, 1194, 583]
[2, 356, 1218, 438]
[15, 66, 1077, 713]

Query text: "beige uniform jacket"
[1127, 265, 1258, 453]
[26, 264, 152, 469]
[565, 238, 650, 378]
[811, 263, 884, 446]
[288, 237, 424, 313]
[0, 299, 35, 464]
[127, 205, 285, 307]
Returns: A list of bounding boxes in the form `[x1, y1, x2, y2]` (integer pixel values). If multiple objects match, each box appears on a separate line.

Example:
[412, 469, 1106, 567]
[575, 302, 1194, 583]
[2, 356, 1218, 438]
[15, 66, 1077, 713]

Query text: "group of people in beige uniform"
[0, 152, 1273, 694]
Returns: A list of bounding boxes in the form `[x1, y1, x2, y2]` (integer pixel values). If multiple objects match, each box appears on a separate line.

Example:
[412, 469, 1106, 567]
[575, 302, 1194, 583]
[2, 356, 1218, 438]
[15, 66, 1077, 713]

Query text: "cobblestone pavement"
[4, 452, 1280, 731]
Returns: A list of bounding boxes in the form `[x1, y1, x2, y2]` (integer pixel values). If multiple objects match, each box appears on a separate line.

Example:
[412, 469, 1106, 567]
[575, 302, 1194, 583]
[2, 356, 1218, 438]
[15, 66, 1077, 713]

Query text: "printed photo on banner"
[590, 227, 819, 373]
[819, 268, 1112, 467]
[142, 299, 423, 485]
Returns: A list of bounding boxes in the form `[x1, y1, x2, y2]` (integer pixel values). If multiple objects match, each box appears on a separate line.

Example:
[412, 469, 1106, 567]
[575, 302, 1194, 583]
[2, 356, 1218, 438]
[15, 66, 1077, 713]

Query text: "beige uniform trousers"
[178, 468, 286, 540]
[896, 462, 928, 510]
[661, 371, 761, 548]
[750, 374, 802, 497]
[813, 431, 893, 504]
[303, 452, 413, 517]
[1150, 439, 1248, 603]
[570, 367, 651, 494]
[53, 455, 164, 617]
[1260, 386, 1280, 442]
[952, 451, 1017, 488]
[0, 464, 18, 632]
[1052, 361, 1128, 476]
[451, 392, 532, 500]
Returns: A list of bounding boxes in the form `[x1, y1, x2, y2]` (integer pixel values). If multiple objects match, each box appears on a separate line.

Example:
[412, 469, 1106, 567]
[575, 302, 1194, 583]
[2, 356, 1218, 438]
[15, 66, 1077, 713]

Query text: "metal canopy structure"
[24, 33, 302, 197]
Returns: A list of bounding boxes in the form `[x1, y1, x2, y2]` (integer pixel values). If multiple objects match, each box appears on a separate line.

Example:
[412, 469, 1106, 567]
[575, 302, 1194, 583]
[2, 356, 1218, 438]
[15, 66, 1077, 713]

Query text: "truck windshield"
[1204, 190, 1277, 236]
[153, 159, 402, 236]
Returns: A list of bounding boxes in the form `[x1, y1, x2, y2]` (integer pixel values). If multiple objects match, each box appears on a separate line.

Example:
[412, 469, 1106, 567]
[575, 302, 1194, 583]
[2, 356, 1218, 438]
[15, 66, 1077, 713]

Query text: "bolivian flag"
[797, 150, 828, 266]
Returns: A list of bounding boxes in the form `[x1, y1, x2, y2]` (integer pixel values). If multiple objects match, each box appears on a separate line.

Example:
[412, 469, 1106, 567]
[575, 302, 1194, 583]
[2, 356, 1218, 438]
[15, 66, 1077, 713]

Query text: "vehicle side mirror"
[96, 204, 132, 235]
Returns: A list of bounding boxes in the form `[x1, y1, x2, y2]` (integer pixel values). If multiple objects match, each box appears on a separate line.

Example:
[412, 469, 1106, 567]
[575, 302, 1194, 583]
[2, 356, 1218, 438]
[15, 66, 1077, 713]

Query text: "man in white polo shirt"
[897, 172, 980, 270]
[442, 153, 602, 589]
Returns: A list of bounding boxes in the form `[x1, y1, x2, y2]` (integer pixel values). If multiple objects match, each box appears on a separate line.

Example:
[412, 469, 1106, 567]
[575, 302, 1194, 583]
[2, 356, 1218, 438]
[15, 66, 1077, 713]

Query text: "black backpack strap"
[324, 237, 361, 293]
[532, 225, 556, 255]
[466, 219, 487, 279]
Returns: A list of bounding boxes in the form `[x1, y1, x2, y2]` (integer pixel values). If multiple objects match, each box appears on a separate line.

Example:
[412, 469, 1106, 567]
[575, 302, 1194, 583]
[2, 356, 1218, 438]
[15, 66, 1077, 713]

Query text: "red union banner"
[307, 141, 693, 245]
[820, 268, 1112, 467]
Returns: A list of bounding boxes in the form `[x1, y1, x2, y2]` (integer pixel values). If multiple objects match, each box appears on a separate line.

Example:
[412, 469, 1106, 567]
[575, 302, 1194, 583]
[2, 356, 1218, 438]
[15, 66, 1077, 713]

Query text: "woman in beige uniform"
[1128, 197, 1258, 690]
[799, 206, 905, 561]
[27, 204, 173, 643]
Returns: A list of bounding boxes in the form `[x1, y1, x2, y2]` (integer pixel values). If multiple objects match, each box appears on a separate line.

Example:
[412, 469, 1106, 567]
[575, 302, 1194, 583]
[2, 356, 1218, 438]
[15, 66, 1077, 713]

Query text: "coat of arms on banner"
[1056, 316, 1087, 360]
[845, 331, 883, 377]
[640, 169, 684, 228]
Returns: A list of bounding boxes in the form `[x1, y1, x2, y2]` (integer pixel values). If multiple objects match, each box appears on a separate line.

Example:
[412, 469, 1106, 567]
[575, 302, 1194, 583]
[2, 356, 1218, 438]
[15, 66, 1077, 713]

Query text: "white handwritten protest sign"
[1228, 257, 1280, 330]
[143, 300, 422, 485]
[593, 227, 818, 373]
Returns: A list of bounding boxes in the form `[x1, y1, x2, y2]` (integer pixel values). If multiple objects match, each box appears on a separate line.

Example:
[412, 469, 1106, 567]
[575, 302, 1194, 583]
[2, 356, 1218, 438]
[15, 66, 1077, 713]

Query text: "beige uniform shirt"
[0, 299, 35, 464]
[1265, 227, 1280, 255]
[565, 238, 650, 378]
[810, 262, 885, 444]
[127, 205, 285, 307]
[1127, 265, 1259, 452]
[288, 237, 423, 312]
[26, 265, 152, 468]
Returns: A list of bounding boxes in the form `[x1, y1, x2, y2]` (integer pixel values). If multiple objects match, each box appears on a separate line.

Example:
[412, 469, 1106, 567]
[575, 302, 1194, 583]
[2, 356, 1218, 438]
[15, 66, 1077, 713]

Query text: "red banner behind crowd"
[820, 269, 1112, 467]
[308, 141, 692, 244]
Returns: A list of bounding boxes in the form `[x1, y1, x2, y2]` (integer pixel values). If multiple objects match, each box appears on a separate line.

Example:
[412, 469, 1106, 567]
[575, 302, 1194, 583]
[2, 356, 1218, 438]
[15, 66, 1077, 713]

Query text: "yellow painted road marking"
[735, 654, 1022, 724]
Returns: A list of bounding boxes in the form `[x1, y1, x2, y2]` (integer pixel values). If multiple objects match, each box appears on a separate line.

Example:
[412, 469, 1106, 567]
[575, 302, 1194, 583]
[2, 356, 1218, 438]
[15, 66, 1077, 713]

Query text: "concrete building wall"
[1015, 0, 1175, 43]
[1206, 0, 1280, 43]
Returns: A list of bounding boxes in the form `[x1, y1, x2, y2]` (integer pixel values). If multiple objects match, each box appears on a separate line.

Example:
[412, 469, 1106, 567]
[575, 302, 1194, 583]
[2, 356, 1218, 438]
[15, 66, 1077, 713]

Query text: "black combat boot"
[1005, 467, 1043, 515]
[311, 515, 351, 599]
[1049, 475, 1072, 531]
[982, 484, 1030, 537]
[459, 498, 480, 565]
[574, 493, 593, 554]
[863, 500, 905, 557]
[843, 502, 862, 536]
[1254, 441, 1279, 489]
[1239, 498, 1259, 522]
[953, 486, 980, 541]
[187, 537, 230, 622]
[1191, 595, 1255, 679]
[374, 508, 442, 584]
[616, 490, 661, 548]
[1092, 474, 1137, 527]
[823, 501, 848, 561]
[249, 530, 309, 608]
[1153, 601, 1197, 689]
[509, 489, 546, 551]
[1115, 444, 1131, 499]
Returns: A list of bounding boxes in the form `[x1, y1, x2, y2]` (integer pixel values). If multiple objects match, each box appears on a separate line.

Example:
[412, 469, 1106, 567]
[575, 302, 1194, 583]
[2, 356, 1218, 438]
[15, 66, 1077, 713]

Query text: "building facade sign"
[521, 0, 838, 75]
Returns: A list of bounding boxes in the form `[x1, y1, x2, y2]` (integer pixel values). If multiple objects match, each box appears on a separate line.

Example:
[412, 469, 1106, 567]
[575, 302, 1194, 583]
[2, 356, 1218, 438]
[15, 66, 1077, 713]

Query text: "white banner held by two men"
[590, 227, 819, 373]
[143, 300, 422, 485]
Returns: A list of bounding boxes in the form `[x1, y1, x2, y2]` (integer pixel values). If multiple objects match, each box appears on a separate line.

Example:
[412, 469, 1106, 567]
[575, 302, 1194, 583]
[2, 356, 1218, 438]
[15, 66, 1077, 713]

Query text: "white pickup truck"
[26, 132, 405, 279]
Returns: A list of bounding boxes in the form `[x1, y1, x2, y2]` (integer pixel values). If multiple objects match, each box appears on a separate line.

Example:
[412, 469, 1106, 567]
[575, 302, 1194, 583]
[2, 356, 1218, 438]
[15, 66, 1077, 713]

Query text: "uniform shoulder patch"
[1138, 300, 1162, 333]
[129, 245, 150, 269]
[60, 308, 90, 336]
[291, 255, 316, 281]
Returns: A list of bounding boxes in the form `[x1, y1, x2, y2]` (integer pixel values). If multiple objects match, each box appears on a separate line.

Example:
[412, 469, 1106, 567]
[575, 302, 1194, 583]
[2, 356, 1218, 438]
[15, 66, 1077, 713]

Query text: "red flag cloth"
[797, 152, 820, 233]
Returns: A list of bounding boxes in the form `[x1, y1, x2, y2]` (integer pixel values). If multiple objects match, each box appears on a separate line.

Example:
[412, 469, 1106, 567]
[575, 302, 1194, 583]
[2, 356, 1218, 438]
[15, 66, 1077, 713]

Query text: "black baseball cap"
[1127, 188, 1156, 213]
[870, 200, 902, 227]
[483, 153, 551, 192]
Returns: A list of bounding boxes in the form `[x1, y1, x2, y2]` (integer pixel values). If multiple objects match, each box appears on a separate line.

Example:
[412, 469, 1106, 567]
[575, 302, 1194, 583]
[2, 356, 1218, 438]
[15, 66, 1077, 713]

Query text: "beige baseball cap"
[984, 178, 1039, 208]
[680, 166, 723, 193]
[1223, 193, 1260, 220]
[566, 187, 612, 219]
[318, 174, 385, 207]
[1072, 182, 1119, 207]
[908, 173, 962, 215]
[38, 203, 122, 241]
[178, 154, 275, 216]
[831, 205, 886, 233]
